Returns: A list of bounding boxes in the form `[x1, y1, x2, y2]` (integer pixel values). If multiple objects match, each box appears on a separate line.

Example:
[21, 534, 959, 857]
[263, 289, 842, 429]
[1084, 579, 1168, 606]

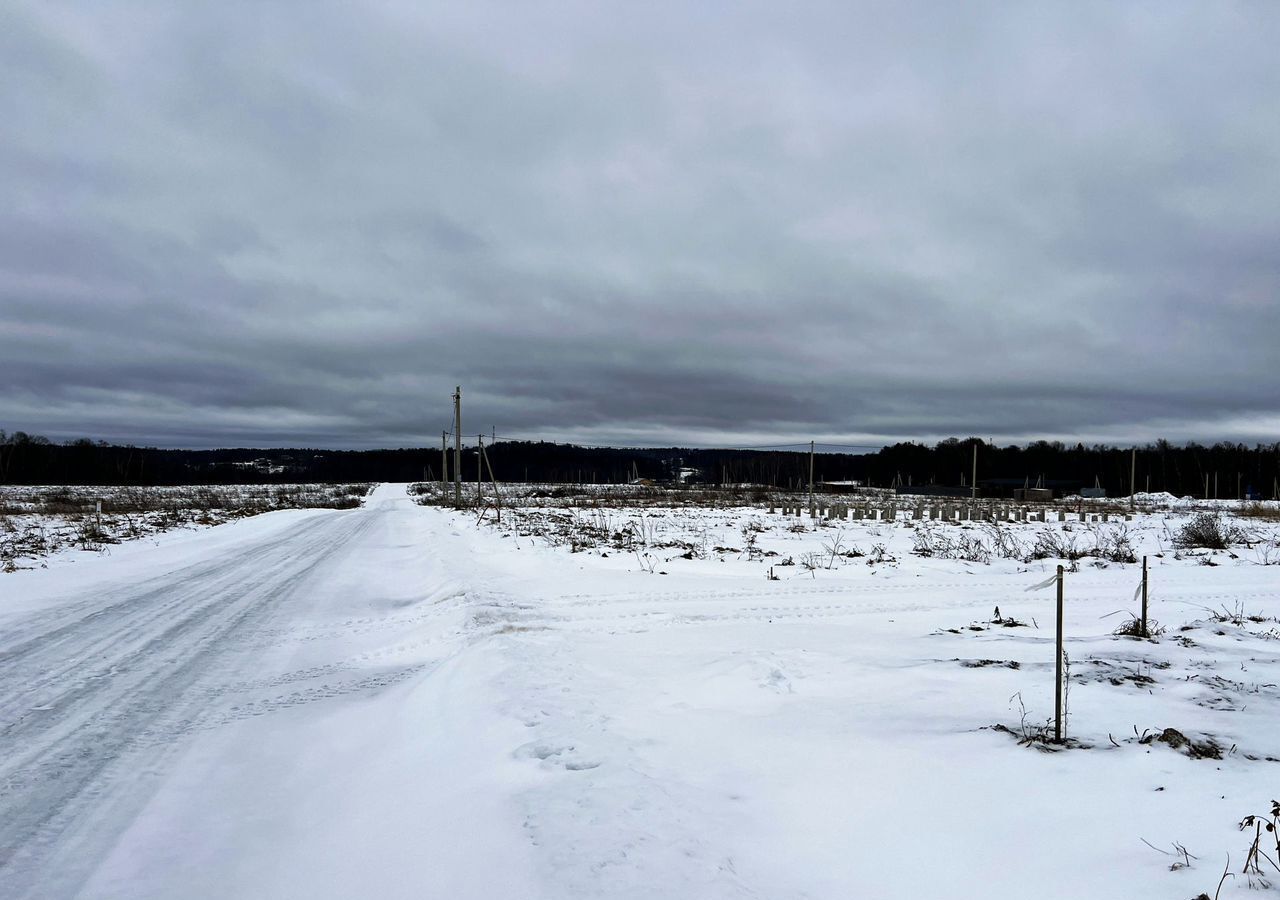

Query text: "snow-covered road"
[1, 484, 1277, 899]
[1, 505, 378, 853]
[0, 484, 527, 898]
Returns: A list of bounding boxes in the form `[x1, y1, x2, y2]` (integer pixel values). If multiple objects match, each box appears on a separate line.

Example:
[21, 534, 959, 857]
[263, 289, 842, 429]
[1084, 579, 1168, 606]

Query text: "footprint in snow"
[764, 668, 793, 693]
[513, 741, 601, 771]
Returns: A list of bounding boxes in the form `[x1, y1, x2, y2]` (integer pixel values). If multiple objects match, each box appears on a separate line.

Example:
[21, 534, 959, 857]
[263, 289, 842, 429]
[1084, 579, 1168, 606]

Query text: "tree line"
[1, 430, 1276, 499]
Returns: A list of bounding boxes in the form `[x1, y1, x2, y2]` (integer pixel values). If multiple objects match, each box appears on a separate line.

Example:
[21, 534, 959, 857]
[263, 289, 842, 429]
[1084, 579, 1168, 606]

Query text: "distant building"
[894, 484, 972, 498]
[661, 457, 698, 483]
[1013, 487, 1053, 502]
[979, 477, 1087, 499]
[818, 480, 864, 493]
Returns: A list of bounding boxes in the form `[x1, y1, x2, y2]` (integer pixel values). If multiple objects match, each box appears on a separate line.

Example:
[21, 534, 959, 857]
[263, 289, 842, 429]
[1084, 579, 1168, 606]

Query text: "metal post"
[1055, 564, 1065, 743]
[1141, 555, 1148, 637]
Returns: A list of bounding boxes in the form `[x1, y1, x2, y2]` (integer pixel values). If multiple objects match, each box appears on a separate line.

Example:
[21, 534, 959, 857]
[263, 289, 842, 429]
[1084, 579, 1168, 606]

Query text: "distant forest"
[1, 430, 1277, 500]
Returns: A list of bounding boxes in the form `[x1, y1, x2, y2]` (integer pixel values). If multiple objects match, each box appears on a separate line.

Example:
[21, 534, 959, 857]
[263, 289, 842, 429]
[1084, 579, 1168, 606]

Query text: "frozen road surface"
[0, 484, 533, 899]
[1, 484, 1277, 899]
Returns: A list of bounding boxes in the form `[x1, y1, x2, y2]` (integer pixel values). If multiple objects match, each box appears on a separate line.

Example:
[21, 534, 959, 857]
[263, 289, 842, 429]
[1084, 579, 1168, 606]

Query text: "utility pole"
[441, 431, 448, 486]
[480, 439, 501, 523]
[1129, 447, 1136, 510]
[453, 386, 462, 508]
[808, 441, 815, 513]
[476, 433, 484, 505]
[971, 443, 978, 500]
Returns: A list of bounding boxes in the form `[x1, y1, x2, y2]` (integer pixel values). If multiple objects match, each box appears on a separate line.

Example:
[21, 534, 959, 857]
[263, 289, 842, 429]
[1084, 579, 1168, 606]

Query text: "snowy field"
[0, 483, 372, 572]
[1, 484, 1278, 898]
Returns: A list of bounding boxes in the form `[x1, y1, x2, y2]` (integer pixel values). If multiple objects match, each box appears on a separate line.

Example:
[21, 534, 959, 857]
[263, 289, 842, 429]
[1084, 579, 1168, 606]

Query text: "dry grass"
[0, 484, 373, 571]
[1237, 502, 1280, 522]
[410, 481, 894, 511]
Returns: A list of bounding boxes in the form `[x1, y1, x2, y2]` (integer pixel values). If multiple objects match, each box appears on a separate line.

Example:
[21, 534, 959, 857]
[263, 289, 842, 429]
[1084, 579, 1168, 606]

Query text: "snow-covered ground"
[0, 483, 372, 572]
[1, 484, 1278, 898]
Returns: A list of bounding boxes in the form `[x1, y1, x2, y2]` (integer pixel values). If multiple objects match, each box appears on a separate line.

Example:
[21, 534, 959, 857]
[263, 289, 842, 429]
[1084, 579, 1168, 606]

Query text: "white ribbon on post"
[1024, 572, 1060, 593]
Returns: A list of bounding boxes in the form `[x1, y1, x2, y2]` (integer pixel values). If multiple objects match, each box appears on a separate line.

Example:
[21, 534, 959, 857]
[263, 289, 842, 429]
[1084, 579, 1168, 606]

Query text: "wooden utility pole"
[476, 434, 484, 505]
[480, 440, 501, 523]
[441, 431, 449, 486]
[1130, 447, 1136, 510]
[1054, 564, 1065, 743]
[453, 386, 462, 507]
[971, 443, 978, 500]
[808, 441, 815, 513]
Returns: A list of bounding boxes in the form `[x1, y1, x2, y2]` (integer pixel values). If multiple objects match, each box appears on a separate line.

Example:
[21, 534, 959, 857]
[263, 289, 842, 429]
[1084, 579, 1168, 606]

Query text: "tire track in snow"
[0, 507, 395, 898]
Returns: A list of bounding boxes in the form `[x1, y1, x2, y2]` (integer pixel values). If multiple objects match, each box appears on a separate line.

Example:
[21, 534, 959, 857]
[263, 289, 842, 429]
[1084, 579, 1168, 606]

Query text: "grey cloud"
[1, 1, 1278, 449]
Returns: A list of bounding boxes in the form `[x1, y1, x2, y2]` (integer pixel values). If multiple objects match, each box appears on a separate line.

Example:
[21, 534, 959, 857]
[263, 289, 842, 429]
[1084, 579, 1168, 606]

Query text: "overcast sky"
[2, 2, 1278, 450]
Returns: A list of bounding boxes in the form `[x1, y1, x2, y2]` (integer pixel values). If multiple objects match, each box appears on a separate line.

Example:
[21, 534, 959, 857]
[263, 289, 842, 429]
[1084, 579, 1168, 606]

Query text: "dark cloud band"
[2, 2, 1278, 449]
